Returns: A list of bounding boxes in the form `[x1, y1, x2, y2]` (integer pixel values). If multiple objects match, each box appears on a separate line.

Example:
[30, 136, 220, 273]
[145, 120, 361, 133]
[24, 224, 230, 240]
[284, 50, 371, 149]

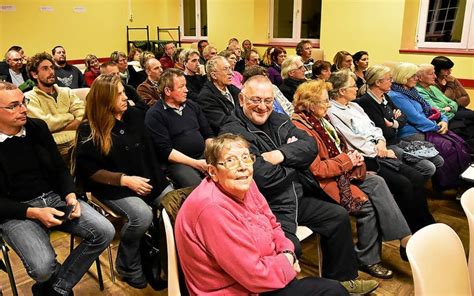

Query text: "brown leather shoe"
[359, 263, 393, 279]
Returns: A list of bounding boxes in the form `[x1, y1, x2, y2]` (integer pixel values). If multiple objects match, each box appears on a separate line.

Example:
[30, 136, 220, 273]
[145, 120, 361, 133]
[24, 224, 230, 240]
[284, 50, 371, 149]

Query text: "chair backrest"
[72, 87, 90, 101]
[461, 187, 474, 292]
[407, 223, 471, 296]
[162, 208, 181, 296]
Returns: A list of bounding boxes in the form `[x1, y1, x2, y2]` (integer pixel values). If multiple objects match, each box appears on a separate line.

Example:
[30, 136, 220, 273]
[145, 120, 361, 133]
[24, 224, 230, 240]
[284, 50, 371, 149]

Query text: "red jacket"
[292, 112, 368, 205]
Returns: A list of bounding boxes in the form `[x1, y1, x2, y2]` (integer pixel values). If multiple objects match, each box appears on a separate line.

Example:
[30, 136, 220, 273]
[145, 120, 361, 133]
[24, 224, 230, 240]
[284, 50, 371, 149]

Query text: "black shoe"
[400, 246, 408, 262]
[359, 263, 393, 279]
[120, 274, 148, 289]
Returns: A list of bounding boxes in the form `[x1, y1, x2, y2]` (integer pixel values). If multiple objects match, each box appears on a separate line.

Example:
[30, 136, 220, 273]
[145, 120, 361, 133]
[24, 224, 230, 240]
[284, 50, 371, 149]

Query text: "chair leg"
[96, 258, 104, 291]
[316, 234, 323, 278]
[70, 234, 75, 253]
[107, 245, 115, 283]
[1, 244, 18, 296]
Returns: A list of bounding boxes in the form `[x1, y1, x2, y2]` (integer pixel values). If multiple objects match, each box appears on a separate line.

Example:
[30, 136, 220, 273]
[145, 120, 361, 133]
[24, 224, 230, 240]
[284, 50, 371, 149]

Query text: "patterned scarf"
[305, 113, 365, 213]
[391, 83, 432, 117]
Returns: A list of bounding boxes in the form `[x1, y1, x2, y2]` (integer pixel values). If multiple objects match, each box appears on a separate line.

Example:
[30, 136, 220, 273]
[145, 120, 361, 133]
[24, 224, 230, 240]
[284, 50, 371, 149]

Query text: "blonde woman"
[74, 74, 172, 288]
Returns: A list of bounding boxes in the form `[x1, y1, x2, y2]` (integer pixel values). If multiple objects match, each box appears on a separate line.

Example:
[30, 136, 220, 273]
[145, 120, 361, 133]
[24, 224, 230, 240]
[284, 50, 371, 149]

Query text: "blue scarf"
[391, 83, 432, 117]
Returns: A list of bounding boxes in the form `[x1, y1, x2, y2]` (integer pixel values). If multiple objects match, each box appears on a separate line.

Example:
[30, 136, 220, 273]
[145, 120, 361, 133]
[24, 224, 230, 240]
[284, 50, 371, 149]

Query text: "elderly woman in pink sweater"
[175, 133, 348, 296]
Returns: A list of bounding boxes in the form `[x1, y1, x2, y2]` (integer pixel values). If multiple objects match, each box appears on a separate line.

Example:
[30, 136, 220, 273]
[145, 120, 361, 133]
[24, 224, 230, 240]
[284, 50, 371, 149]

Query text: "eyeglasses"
[244, 94, 274, 105]
[316, 99, 330, 105]
[9, 58, 23, 63]
[409, 74, 419, 80]
[343, 84, 358, 90]
[379, 77, 393, 82]
[217, 153, 256, 170]
[0, 97, 29, 111]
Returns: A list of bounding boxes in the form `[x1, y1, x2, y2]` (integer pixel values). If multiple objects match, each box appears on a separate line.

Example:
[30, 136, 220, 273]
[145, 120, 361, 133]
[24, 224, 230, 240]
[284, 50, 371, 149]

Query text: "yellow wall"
[1, 0, 473, 94]
[0, 0, 179, 59]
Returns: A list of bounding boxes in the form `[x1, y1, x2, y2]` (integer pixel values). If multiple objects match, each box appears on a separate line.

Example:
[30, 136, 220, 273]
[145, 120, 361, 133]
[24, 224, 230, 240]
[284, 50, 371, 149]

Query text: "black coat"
[356, 93, 407, 146]
[197, 80, 241, 134]
[278, 78, 305, 102]
[75, 107, 168, 201]
[0, 118, 76, 220]
[220, 106, 318, 233]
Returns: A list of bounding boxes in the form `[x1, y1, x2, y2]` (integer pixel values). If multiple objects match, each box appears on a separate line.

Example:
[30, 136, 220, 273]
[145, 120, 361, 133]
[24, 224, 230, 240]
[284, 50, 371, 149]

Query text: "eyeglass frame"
[216, 153, 256, 170]
[0, 97, 30, 111]
[241, 93, 274, 106]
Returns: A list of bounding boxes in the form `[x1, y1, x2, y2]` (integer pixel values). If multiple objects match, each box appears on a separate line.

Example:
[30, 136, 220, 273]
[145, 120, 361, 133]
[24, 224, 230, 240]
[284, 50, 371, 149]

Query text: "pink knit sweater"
[175, 178, 296, 295]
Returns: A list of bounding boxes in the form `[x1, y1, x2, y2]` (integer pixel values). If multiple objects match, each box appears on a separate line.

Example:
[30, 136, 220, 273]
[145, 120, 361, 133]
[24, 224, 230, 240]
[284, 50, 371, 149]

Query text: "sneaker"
[340, 279, 379, 295]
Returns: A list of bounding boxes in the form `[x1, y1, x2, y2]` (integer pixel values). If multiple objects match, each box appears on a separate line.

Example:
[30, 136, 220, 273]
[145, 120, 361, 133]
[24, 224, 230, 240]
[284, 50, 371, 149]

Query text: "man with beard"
[25, 52, 84, 163]
[52, 46, 84, 89]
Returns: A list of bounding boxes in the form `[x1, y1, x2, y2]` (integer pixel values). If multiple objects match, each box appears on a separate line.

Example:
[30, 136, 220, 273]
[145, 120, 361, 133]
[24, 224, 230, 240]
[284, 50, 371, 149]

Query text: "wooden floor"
[0, 189, 469, 296]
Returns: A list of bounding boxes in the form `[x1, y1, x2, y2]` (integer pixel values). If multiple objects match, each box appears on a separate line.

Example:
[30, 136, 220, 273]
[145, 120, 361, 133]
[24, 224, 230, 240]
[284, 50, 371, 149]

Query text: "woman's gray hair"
[281, 55, 303, 79]
[365, 65, 391, 87]
[327, 69, 356, 100]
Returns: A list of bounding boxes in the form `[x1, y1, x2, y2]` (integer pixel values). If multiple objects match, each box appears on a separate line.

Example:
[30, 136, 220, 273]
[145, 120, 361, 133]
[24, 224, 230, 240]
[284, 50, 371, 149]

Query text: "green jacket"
[416, 84, 458, 121]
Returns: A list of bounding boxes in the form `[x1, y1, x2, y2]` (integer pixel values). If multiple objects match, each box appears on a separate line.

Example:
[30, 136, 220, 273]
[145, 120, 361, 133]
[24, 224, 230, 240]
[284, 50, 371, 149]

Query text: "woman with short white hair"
[279, 55, 307, 101]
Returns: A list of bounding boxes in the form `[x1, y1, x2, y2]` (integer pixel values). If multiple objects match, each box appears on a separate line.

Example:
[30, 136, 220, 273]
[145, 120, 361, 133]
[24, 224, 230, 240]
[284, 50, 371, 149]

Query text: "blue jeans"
[101, 184, 173, 279]
[0, 192, 115, 295]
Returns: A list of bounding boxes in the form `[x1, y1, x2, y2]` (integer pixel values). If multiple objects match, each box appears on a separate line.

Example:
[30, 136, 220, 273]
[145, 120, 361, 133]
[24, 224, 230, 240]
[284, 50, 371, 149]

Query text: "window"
[417, 0, 474, 49]
[180, 0, 207, 39]
[270, 0, 322, 42]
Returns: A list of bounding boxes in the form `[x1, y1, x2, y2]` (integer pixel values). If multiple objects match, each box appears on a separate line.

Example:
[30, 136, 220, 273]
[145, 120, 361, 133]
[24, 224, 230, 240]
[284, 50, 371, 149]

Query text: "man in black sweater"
[183, 49, 206, 102]
[0, 82, 114, 296]
[145, 69, 214, 188]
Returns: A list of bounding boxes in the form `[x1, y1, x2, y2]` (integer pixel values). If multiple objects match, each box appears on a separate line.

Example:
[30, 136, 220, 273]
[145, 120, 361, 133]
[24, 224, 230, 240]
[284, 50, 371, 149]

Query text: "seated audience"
[160, 42, 177, 70]
[260, 46, 275, 67]
[220, 75, 379, 295]
[100, 61, 147, 110]
[296, 40, 314, 79]
[174, 48, 186, 71]
[0, 49, 33, 92]
[219, 49, 243, 88]
[292, 80, 412, 277]
[331, 51, 352, 72]
[25, 52, 85, 162]
[197, 40, 209, 65]
[198, 56, 241, 134]
[136, 58, 163, 107]
[312, 60, 332, 81]
[176, 133, 350, 296]
[202, 44, 218, 64]
[279, 55, 307, 101]
[127, 48, 142, 66]
[83, 54, 100, 87]
[352, 51, 369, 89]
[242, 66, 293, 117]
[52, 45, 84, 89]
[357, 65, 444, 179]
[388, 63, 470, 190]
[242, 39, 253, 57]
[183, 49, 207, 101]
[111, 51, 132, 86]
[134, 51, 156, 87]
[431, 56, 470, 107]
[75, 74, 171, 289]
[0, 81, 114, 296]
[327, 70, 435, 232]
[416, 64, 474, 148]
[267, 47, 286, 86]
[146, 69, 214, 188]
[244, 49, 261, 71]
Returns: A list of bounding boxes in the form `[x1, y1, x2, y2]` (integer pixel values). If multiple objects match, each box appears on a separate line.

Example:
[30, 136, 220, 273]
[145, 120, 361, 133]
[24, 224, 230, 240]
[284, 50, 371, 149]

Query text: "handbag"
[140, 221, 167, 291]
[398, 140, 439, 163]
